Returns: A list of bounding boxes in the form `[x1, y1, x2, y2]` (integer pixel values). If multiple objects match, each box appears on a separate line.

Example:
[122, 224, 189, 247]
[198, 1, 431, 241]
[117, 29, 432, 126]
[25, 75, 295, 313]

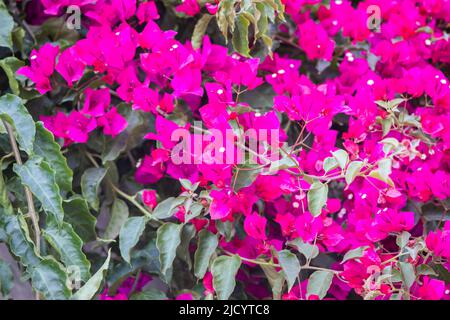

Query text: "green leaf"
[307, 181, 328, 217]
[101, 106, 149, 163]
[43, 220, 91, 282]
[396, 231, 411, 249]
[323, 157, 338, 173]
[129, 289, 167, 300]
[260, 265, 284, 300]
[192, 14, 213, 49]
[103, 198, 129, 240]
[194, 230, 218, 279]
[0, 213, 40, 267]
[232, 14, 250, 57]
[156, 222, 183, 275]
[331, 149, 349, 169]
[211, 255, 241, 300]
[34, 122, 73, 192]
[0, 94, 36, 154]
[0, 260, 13, 297]
[0, 1, 14, 50]
[31, 259, 71, 300]
[345, 161, 364, 185]
[63, 196, 97, 243]
[268, 157, 298, 173]
[119, 216, 147, 264]
[277, 250, 300, 291]
[381, 117, 393, 137]
[217, 0, 236, 41]
[152, 196, 185, 220]
[306, 270, 333, 300]
[185, 202, 203, 223]
[416, 264, 437, 277]
[177, 224, 196, 269]
[341, 246, 368, 264]
[81, 167, 107, 211]
[72, 250, 111, 300]
[287, 239, 319, 260]
[369, 158, 394, 187]
[14, 156, 64, 224]
[0, 57, 24, 95]
[232, 166, 261, 191]
[399, 261, 415, 290]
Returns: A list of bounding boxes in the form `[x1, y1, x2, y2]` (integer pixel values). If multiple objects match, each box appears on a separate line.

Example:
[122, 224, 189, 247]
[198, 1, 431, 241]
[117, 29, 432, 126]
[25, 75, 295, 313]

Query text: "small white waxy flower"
[367, 79, 375, 86]
[292, 201, 300, 208]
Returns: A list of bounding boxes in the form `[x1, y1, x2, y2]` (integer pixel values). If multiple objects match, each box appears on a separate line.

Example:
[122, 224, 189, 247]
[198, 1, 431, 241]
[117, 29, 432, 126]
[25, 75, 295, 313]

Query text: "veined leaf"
[176, 224, 196, 269]
[0, 259, 13, 297]
[119, 216, 147, 264]
[31, 259, 71, 300]
[156, 222, 183, 276]
[345, 161, 364, 185]
[341, 246, 368, 264]
[306, 270, 333, 300]
[0, 94, 35, 154]
[232, 14, 250, 57]
[194, 230, 218, 279]
[211, 255, 241, 300]
[43, 220, 91, 282]
[63, 196, 97, 243]
[103, 198, 129, 240]
[307, 181, 328, 217]
[81, 167, 107, 211]
[14, 156, 64, 224]
[0, 57, 24, 95]
[0, 212, 40, 267]
[34, 122, 73, 192]
[277, 250, 300, 291]
[192, 14, 213, 49]
[287, 239, 319, 260]
[331, 149, 349, 169]
[72, 250, 111, 300]
[0, 1, 14, 50]
[152, 196, 185, 220]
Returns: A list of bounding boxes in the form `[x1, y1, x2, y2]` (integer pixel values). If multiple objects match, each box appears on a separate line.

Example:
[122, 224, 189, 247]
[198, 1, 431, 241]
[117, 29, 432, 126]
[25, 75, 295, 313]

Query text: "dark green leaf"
[43, 220, 91, 282]
[0, 213, 40, 267]
[341, 246, 368, 264]
[0, 57, 24, 95]
[0, 94, 35, 154]
[0, 1, 14, 50]
[232, 14, 250, 57]
[81, 167, 107, 211]
[31, 259, 71, 300]
[194, 230, 218, 279]
[176, 224, 196, 269]
[287, 239, 319, 260]
[152, 196, 185, 220]
[129, 289, 167, 300]
[63, 196, 97, 243]
[192, 14, 213, 49]
[103, 198, 129, 240]
[119, 216, 147, 264]
[14, 156, 64, 224]
[34, 122, 73, 192]
[211, 255, 241, 300]
[0, 260, 13, 297]
[156, 222, 183, 276]
[72, 250, 111, 300]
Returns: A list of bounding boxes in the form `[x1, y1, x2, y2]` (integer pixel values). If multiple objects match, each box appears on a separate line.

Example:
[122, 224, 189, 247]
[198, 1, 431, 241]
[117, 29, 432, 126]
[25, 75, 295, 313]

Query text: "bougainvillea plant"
[0, 0, 449, 300]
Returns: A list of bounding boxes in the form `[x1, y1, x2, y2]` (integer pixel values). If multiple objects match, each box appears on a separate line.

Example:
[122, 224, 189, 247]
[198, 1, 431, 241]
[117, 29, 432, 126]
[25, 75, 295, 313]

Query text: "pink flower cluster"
[23, 0, 450, 300]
